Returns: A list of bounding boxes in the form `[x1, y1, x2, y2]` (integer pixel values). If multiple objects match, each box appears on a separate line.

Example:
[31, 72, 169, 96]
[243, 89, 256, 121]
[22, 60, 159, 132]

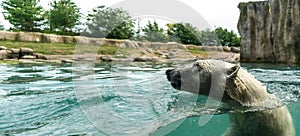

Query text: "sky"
[0, 0, 263, 34]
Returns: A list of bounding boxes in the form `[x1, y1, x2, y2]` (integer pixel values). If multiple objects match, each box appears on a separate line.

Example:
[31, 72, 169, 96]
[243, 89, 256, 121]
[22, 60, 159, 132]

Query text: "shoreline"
[0, 51, 240, 65]
[0, 36, 241, 65]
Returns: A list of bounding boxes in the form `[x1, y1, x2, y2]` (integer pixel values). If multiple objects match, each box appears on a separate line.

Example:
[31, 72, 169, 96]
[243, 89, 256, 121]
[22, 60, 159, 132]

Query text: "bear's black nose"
[166, 69, 174, 75]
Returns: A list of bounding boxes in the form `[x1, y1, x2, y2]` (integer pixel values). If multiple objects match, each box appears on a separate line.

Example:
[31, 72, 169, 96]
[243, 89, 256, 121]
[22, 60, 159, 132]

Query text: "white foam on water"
[0, 89, 8, 96]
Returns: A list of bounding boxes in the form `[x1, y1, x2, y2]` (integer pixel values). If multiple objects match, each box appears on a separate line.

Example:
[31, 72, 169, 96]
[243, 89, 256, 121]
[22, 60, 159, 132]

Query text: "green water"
[0, 62, 299, 135]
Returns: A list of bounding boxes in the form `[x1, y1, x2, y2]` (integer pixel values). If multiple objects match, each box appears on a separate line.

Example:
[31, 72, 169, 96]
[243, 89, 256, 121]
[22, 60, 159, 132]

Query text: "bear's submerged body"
[166, 60, 295, 136]
[225, 106, 294, 136]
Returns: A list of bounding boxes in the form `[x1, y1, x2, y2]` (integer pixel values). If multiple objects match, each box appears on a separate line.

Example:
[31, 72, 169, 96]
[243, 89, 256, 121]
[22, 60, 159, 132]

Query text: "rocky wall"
[238, 0, 300, 63]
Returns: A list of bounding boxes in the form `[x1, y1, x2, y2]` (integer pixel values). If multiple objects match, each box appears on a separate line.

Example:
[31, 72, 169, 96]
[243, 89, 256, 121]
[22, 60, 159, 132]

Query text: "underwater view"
[0, 62, 299, 136]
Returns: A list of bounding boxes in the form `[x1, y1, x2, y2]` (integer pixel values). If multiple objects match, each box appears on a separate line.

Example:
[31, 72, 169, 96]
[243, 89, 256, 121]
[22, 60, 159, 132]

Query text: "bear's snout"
[165, 69, 174, 76]
[166, 69, 181, 90]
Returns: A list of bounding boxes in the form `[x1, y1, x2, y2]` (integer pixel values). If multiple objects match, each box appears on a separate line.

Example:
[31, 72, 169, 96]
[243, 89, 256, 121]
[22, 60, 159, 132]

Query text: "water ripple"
[0, 63, 299, 135]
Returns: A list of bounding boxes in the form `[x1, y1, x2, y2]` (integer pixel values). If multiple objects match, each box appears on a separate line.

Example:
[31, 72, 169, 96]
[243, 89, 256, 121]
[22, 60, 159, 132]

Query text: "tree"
[2, 0, 45, 32]
[106, 21, 134, 39]
[0, 23, 4, 30]
[167, 23, 202, 45]
[215, 27, 241, 47]
[199, 29, 220, 46]
[142, 21, 169, 42]
[84, 6, 134, 39]
[48, 0, 81, 35]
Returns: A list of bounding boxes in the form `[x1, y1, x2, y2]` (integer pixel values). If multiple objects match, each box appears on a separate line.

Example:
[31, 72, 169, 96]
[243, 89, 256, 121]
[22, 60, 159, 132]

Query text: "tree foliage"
[48, 0, 81, 35]
[84, 6, 134, 39]
[0, 22, 4, 30]
[167, 23, 202, 45]
[106, 21, 134, 39]
[215, 27, 241, 47]
[141, 21, 169, 42]
[2, 0, 45, 32]
[199, 29, 220, 46]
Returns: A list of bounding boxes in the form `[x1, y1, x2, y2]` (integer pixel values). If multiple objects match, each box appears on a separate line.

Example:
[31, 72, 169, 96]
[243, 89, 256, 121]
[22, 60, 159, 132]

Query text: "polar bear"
[166, 59, 295, 136]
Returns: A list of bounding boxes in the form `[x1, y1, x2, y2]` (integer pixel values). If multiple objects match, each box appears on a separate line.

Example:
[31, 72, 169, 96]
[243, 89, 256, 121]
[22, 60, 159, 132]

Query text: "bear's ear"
[227, 64, 240, 78]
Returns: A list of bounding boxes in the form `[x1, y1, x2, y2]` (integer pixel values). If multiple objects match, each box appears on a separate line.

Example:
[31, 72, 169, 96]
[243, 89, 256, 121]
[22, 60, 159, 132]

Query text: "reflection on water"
[0, 62, 299, 135]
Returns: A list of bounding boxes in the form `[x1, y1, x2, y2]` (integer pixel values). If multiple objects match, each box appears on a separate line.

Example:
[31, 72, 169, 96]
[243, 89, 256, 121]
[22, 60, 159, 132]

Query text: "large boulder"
[20, 48, 34, 56]
[35, 53, 47, 60]
[238, 0, 300, 63]
[230, 47, 240, 53]
[223, 46, 231, 52]
[0, 50, 10, 60]
[16, 32, 41, 42]
[0, 46, 7, 50]
[0, 32, 17, 41]
[134, 57, 158, 62]
[100, 56, 113, 62]
[9, 48, 20, 59]
[61, 59, 74, 63]
[9, 48, 20, 54]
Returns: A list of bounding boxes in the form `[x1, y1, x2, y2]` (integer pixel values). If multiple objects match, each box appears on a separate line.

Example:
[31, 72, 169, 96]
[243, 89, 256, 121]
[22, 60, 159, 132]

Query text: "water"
[0, 62, 299, 135]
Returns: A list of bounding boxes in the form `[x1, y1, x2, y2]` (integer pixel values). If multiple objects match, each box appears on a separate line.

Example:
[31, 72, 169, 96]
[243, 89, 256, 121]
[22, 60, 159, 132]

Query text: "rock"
[20, 48, 34, 55]
[166, 52, 176, 59]
[230, 47, 240, 53]
[162, 50, 169, 54]
[3, 59, 18, 62]
[5, 50, 13, 59]
[146, 48, 153, 53]
[202, 46, 215, 51]
[109, 58, 133, 62]
[0, 50, 9, 60]
[35, 53, 47, 60]
[134, 57, 157, 62]
[214, 46, 224, 52]
[167, 42, 178, 44]
[235, 55, 240, 61]
[0, 31, 17, 41]
[20, 48, 34, 58]
[124, 40, 139, 48]
[61, 59, 74, 63]
[0, 46, 7, 50]
[238, 0, 300, 63]
[9, 48, 20, 54]
[160, 55, 167, 59]
[223, 46, 231, 52]
[17, 32, 41, 42]
[154, 51, 164, 56]
[100, 56, 113, 62]
[140, 50, 148, 55]
[11, 54, 20, 59]
[151, 43, 163, 50]
[35, 59, 48, 63]
[61, 36, 74, 44]
[21, 55, 36, 59]
[19, 59, 42, 64]
[115, 54, 125, 58]
[35, 59, 61, 63]
[195, 56, 205, 60]
[45, 60, 61, 63]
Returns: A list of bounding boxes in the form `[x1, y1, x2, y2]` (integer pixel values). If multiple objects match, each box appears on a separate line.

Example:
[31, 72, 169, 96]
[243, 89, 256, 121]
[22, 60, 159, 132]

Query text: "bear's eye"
[194, 62, 203, 71]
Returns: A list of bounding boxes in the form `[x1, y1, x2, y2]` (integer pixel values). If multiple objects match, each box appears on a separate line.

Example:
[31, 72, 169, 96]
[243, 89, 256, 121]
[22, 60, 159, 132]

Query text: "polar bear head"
[166, 59, 269, 106]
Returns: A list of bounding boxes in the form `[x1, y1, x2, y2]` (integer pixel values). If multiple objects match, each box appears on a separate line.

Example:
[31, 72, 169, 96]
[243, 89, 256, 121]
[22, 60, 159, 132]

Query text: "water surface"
[0, 62, 299, 135]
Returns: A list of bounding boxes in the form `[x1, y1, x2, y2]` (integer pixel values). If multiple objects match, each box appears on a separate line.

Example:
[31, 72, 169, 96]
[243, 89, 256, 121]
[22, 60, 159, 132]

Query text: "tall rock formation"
[238, 0, 300, 63]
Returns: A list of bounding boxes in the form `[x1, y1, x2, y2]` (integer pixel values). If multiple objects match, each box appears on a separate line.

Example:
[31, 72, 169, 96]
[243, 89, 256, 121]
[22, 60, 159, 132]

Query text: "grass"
[97, 45, 120, 55]
[0, 40, 75, 55]
[0, 41, 122, 56]
[188, 48, 208, 57]
[0, 40, 208, 60]
[0, 60, 19, 65]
